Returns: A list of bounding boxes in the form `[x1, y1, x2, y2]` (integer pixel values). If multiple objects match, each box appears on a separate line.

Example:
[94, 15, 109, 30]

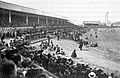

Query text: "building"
[0, 1, 73, 28]
[83, 21, 102, 27]
[111, 22, 120, 26]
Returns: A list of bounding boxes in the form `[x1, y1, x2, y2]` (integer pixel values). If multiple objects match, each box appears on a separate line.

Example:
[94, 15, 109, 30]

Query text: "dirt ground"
[50, 38, 120, 74]
[83, 28, 120, 63]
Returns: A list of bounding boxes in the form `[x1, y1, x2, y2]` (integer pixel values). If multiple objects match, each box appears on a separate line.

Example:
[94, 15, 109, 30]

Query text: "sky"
[1, 0, 120, 25]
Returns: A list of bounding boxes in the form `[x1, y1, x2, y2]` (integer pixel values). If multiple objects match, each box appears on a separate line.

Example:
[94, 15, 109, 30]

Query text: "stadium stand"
[2, 1, 118, 78]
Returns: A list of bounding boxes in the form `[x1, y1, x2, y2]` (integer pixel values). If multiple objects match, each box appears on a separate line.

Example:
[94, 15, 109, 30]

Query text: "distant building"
[111, 22, 120, 26]
[83, 21, 102, 27]
[106, 21, 111, 26]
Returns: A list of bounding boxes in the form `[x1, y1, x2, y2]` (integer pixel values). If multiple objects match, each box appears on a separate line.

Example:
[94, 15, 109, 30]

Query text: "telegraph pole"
[105, 11, 108, 26]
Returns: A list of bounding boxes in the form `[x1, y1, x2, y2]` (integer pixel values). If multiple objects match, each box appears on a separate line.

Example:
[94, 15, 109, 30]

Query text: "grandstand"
[0, 1, 76, 41]
[0, 1, 75, 78]
[0, 1, 74, 28]
[1, 1, 120, 78]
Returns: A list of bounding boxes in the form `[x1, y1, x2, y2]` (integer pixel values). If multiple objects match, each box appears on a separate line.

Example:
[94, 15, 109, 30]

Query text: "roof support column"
[46, 18, 48, 25]
[9, 10, 11, 23]
[57, 20, 59, 25]
[52, 19, 54, 25]
[26, 14, 28, 24]
[38, 16, 39, 24]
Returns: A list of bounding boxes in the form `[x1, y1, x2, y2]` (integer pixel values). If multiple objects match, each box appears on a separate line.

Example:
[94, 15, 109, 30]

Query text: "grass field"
[84, 28, 120, 63]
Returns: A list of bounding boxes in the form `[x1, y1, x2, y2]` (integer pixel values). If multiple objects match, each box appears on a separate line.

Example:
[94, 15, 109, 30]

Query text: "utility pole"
[107, 11, 108, 25]
[105, 11, 108, 26]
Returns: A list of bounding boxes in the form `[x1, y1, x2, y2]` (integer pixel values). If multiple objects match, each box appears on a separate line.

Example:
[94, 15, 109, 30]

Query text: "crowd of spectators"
[1, 34, 119, 78]
[0, 36, 58, 78]
[0, 12, 27, 27]
[0, 13, 10, 27]
[16, 28, 47, 40]
[11, 15, 26, 27]
[0, 27, 47, 43]
[57, 28, 90, 41]
[0, 14, 120, 78]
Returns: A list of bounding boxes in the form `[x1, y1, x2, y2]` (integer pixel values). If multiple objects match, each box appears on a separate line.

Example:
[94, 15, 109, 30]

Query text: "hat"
[88, 72, 96, 78]
[22, 58, 32, 68]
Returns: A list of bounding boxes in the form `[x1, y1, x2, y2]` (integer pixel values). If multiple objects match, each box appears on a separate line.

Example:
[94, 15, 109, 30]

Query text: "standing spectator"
[10, 40, 14, 47]
[1, 33, 5, 43]
[47, 34, 51, 46]
[57, 34, 60, 40]
[79, 39, 83, 50]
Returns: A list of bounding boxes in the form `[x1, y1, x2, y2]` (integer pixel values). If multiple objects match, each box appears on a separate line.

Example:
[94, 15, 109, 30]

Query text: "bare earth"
[51, 38, 120, 73]
[83, 28, 120, 63]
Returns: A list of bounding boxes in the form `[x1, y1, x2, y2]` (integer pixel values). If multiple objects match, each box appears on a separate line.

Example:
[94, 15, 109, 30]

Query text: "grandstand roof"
[0, 1, 68, 21]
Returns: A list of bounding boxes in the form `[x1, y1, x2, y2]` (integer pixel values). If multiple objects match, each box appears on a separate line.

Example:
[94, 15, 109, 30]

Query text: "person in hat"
[79, 39, 84, 50]
[22, 58, 32, 68]
[88, 72, 97, 78]
[34, 73, 49, 78]
[1, 33, 5, 43]
[1, 60, 22, 78]
[71, 50, 77, 58]
[57, 33, 60, 40]
[47, 34, 51, 46]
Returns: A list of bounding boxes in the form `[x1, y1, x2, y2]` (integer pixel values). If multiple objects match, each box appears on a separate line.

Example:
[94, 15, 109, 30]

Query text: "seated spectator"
[12, 54, 22, 67]
[88, 72, 96, 78]
[22, 58, 32, 68]
[1, 60, 22, 78]
[0, 50, 2, 78]
[34, 73, 49, 78]
[26, 68, 43, 78]
[56, 47, 60, 54]
[114, 74, 120, 78]
[95, 35, 98, 38]
[10, 40, 14, 47]
[71, 50, 77, 58]
[4, 49, 18, 60]
[64, 69, 70, 78]
[90, 42, 98, 47]
[22, 58, 40, 68]
[60, 49, 66, 55]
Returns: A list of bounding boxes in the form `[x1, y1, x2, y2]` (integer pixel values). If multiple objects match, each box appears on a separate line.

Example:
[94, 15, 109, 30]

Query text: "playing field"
[83, 28, 120, 63]
[50, 38, 120, 73]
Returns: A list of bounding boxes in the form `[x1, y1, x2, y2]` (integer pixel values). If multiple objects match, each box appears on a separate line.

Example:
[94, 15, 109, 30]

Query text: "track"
[51, 38, 120, 73]
[4, 37, 120, 73]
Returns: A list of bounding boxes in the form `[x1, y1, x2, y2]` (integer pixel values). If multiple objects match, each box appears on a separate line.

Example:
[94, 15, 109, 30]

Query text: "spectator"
[26, 68, 43, 78]
[88, 72, 96, 78]
[1, 60, 22, 78]
[34, 73, 49, 78]
[79, 39, 84, 50]
[64, 69, 70, 78]
[71, 50, 77, 58]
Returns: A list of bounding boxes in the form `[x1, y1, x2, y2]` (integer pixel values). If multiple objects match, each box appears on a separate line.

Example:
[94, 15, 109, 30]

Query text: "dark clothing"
[79, 41, 83, 50]
[57, 34, 60, 40]
[1, 34, 5, 43]
[47, 35, 51, 45]
[71, 52, 77, 58]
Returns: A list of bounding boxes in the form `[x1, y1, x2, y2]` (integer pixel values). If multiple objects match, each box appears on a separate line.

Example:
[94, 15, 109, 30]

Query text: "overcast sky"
[1, 0, 120, 24]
